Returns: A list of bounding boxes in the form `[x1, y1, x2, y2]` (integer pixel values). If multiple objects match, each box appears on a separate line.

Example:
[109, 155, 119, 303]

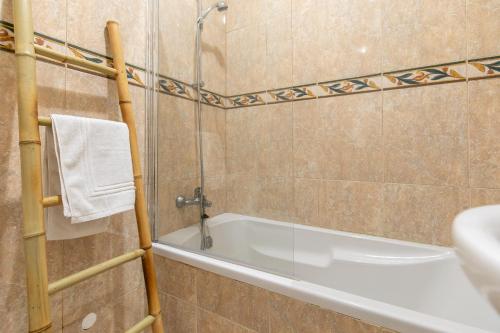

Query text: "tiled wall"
[0, 0, 149, 331]
[223, 0, 500, 247]
[154, 255, 398, 333]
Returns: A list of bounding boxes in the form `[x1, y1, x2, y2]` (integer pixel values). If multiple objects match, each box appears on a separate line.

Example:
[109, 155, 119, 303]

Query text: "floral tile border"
[200, 90, 225, 108]
[319, 75, 382, 96]
[158, 76, 194, 100]
[382, 63, 466, 89]
[227, 91, 267, 108]
[0, 20, 146, 87]
[157, 75, 226, 108]
[2, 20, 499, 111]
[468, 57, 500, 79]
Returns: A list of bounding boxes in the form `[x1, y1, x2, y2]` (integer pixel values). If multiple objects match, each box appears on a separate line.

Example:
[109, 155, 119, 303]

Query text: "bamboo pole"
[106, 20, 164, 333]
[13, 0, 52, 332]
[48, 249, 145, 295]
[34, 45, 118, 77]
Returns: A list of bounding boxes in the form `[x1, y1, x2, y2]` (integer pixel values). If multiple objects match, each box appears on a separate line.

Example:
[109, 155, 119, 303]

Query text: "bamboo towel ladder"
[13, 0, 164, 332]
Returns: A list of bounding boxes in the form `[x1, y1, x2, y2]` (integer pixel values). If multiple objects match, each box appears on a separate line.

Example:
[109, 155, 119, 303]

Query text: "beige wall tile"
[226, 103, 292, 177]
[292, 0, 382, 85]
[384, 83, 468, 186]
[198, 308, 256, 333]
[196, 269, 269, 332]
[202, 105, 226, 177]
[0, 0, 66, 40]
[226, 23, 266, 95]
[225, 174, 259, 214]
[265, 3, 293, 89]
[257, 103, 293, 177]
[471, 188, 500, 207]
[226, 174, 293, 220]
[467, 0, 500, 59]
[319, 180, 384, 236]
[255, 176, 294, 220]
[159, 0, 197, 83]
[382, 0, 466, 71]
[268, 292, 334, 333]
[334, 313, 380, 333]
[469, 78, 500, 188]
[67, 0, 146, 67]
[383, 184, 469, 245]
[226, 107, 259, 175]
[65, 67, 118, 119]
[158, 94, 198, 181]
[155, 256, 197, 304]
[226, 0, 265, 32]
[0, 283, 28, 332]
[294, 93, 383, 182]
[160, 293, 197, 333]
[293, 178, 322, 227]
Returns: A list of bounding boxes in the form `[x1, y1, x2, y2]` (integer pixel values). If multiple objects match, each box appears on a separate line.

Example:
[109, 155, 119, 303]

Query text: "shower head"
[198, 1, 228, 24]
[216, 1, 228, 11]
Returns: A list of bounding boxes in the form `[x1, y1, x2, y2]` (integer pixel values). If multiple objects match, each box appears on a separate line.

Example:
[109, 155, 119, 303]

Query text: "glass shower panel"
[153, 0, 295, 278]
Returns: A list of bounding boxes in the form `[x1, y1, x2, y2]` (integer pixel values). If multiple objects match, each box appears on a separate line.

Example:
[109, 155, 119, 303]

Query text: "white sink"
[453, 205, 500, 313]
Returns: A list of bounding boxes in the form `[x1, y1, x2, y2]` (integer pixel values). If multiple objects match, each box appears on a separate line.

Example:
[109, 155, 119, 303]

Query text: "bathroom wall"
[223, 0, 500, 247]
[0, 0, 149, 331]
[157, 0, 226, 236]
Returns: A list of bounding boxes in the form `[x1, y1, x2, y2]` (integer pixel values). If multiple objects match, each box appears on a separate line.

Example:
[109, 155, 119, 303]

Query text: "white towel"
[44, 114, 136, 240]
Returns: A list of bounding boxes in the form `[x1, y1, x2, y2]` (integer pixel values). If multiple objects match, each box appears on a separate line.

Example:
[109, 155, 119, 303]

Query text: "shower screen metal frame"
[145, 0, 160, 241]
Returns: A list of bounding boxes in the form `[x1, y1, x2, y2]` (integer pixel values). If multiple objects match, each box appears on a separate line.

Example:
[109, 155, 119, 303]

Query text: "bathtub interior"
[159, 214, 295, 276]
[157, 213, 500, 332]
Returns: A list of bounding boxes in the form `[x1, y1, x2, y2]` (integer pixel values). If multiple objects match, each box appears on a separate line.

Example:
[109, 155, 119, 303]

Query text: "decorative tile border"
[2, 20, 499, 110]
[468, 57, 500, 79]
[158, 76, 194, 100]
[383, 63, 466, 89]
[227, 92, 266, 108]
[319, 75, 382, 96]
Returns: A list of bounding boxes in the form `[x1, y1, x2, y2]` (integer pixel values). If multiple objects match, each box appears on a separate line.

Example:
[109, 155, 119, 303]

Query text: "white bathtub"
[153, 213, 500, 333]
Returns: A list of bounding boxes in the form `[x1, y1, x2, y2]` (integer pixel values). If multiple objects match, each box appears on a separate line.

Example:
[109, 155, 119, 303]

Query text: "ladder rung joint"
[42, 195, 62, 208]
[48, 249, 145, 295]
[125, 315, 156, 333]
[15, 51, 37, 59]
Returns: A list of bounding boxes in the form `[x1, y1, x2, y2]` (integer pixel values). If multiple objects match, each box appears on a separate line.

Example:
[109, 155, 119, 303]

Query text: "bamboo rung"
[125, 315, 156, 333]
[34, 45, 118, 77]
[38, 116, 51, 126]
[48, 249, 145, 295]
[42, 195, 61, 207]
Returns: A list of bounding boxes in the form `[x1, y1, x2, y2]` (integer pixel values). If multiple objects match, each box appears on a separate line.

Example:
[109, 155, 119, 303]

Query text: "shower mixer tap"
[176, 187, 212, 209]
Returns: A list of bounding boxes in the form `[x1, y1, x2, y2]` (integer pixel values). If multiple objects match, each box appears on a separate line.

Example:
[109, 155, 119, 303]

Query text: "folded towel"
[44, 114, 136, 240]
